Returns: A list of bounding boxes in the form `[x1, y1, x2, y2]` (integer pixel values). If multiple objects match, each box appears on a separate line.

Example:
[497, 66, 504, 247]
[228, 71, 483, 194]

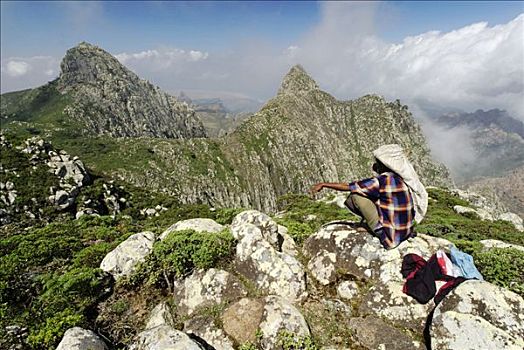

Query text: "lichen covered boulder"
[100, 231, 155, 279]
[173, 268, 246, 316]
[235, 223, 307, 302]
[430, 280, 524, 350]
[184, 316, 235, 350]
[131, 302, 204, 350]
[349, 317, 423, 349]
[56, 327, 107, 350]
[159, 218, 224, 240]
[222, 296, 310, 350]
[303, 222, 454, 332]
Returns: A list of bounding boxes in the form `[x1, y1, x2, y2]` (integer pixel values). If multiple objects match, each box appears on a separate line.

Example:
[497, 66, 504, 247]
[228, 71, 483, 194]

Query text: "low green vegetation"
[275, 193, 358, 243]
[126, 229, 235, 290]
[474, 248, 524, 296]
[0, 216, 136, 349]
[279, 330, 318, 350]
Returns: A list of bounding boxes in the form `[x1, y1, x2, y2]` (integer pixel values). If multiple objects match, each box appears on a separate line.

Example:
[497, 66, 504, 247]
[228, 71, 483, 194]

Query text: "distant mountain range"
[435, 109, 524, 181]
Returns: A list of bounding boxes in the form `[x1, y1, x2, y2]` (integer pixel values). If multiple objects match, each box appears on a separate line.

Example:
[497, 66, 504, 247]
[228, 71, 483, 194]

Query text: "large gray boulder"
[349, 317, 423, 350]
[479, 239, 524, 252]
[173, 268, 246, 316]
[56, 327, 107, 350]
[231, 210, 280, 249]
[184, 316, 235, 350]
[303, 222, 453, 332]
[159, 218, 224, 240]
[222, 296, 310, 350]
[234, 223, 307, 302]
[100, 231, 155, 279]
[430, 280, 524, 350]
[131, 302, 204, 350]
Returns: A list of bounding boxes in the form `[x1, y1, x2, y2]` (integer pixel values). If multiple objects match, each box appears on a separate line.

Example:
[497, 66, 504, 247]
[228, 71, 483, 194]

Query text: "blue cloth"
[450, 246, 484, 281]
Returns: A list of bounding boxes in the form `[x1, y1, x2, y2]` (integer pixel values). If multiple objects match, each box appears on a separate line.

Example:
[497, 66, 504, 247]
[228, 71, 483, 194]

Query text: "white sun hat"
[373, 144, 428, 223]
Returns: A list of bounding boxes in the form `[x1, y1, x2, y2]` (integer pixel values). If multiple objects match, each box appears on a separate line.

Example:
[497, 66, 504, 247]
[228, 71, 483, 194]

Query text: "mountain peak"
[278, 64, 319, 95]
[58, 42, 134, 90]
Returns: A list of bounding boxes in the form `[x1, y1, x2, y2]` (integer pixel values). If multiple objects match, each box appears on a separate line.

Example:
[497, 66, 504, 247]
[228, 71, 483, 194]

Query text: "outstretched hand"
[309, 183, 324, 197]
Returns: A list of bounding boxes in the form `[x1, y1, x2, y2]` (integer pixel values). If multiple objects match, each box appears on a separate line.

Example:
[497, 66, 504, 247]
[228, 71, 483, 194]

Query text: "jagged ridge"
[23, 42, 206, 139]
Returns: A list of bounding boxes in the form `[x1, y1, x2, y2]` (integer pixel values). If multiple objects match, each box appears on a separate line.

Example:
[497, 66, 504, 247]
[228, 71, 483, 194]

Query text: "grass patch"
[275, 193, 358, 244]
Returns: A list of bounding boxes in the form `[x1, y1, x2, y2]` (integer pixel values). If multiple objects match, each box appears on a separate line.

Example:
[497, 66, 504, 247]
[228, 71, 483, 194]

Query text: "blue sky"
[1, 1, 523, 125]
[2, 1, 522, 57]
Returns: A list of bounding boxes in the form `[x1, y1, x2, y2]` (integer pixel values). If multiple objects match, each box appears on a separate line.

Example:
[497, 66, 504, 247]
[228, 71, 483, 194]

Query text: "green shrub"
[275, 193, 357, 243]
[27, 309, 84, 350]
[129, 229, 235, 288]
[417, 188, 522, 246]
[279, 330, 318, 350]
[474, 248, 524, 297]
[214, 207, 245, 225]
[37, 267, 111, 313]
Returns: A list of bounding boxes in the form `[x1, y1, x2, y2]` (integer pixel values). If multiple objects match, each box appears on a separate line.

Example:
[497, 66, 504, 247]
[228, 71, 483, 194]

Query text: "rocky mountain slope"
[84, 65, 449, 212]
[2, 42, 206, 139]
[435, 109, 524, 180]
[1, 43, 450, 213]
[464, 164, 524, 219]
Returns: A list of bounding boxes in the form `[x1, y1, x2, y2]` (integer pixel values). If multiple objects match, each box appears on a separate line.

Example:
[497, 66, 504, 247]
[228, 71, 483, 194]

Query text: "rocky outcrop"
[221, 296, 310, 349]
[184, 316, 235, 350]
[430, 281, 524, 350]
[131, 302, 204, 350]
[160, 218, 224, 240]
[56, 327, 107, 350]
[173, 268, 246, 316]
[58, 42, 206, 139]
[303, 222, 450, 332]
[452, 189, 523, 231]
[234, 222, 306, 302]
[100, 231, 155, 279]
[480, 239, 524, 252]
[349, 317, 423, 350]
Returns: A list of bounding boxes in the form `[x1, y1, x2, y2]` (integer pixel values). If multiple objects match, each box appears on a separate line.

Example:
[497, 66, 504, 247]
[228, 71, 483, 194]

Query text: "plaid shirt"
[348, 172, 415, 249]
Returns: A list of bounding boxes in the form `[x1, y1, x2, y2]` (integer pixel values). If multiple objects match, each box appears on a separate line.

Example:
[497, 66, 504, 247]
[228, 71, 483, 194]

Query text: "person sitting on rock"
[310, 144, 428, 250]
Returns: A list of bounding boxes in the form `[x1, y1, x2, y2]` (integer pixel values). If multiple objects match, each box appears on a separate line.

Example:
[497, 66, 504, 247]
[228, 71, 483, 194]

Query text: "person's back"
[310, 144, 426, 250]
[348, 171, 415, 249]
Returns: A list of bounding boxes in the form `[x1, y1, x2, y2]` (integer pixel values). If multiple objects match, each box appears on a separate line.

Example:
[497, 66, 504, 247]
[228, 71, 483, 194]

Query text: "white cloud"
[5, 61, 30, 77]
[115, 47, 209, 69]
[292, 5, 524, 121]
[1, 56, 59, 92]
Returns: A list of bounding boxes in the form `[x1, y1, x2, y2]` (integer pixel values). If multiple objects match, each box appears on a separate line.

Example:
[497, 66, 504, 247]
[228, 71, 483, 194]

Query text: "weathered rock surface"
[231, 210, 280, 249]
[159, 218, 224, 240]
[173, 268, 246, 316]
[100, 231, 155, 279]
[132, 301, 204, 350]
[221, 297, 265, 344]
[258, 296, 310, 349]
[303, 222, 452, 332]
[184, 316, 235, 350]
[56, 327, 107, 350]
[337, 280, 360, 301]
[222, 296, 309, 350]
[480, 239, 524, 252]
[452, 188, 523, 231]
[58, 42, 206, 139]
[349, 317, 422, 350]
[430, 280, 524, 350]
[235, 223, 307, 302]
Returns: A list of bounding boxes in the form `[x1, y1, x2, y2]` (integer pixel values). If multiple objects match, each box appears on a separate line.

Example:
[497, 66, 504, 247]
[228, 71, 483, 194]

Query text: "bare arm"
[310, 182, 350, 194]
